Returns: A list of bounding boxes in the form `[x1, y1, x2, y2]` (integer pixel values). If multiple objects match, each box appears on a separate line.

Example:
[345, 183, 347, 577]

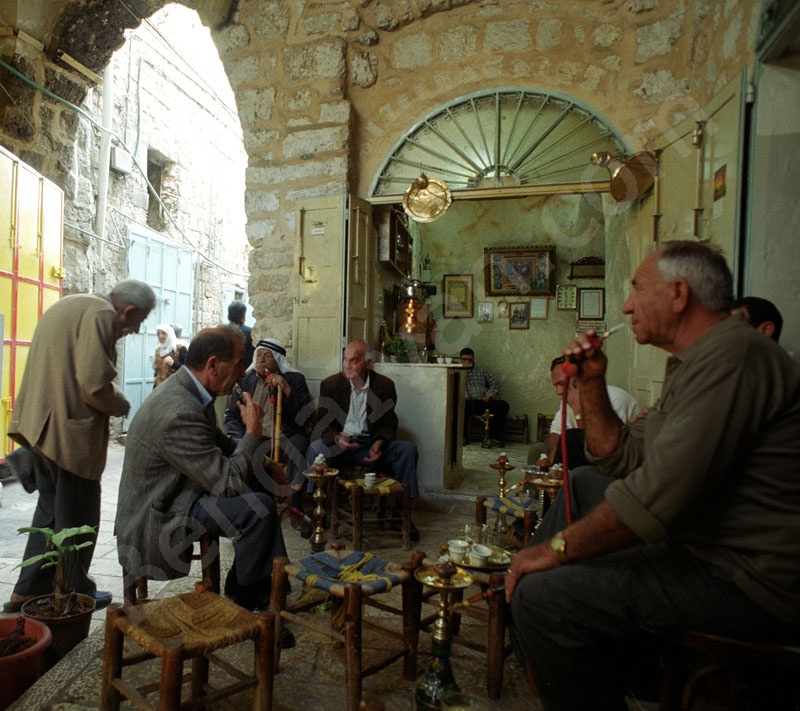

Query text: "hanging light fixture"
[402, 173, 453, 223]
[591, 151, 658, 202]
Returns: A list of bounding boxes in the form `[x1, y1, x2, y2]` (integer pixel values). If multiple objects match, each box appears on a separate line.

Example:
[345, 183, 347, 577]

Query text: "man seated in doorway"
[306, 338, 420, 541]
[545, 355, 640, 467]
[460, 347, 510, 446]
[506, 241, 800, 710]
[731, 295, 783, 342]
[115, 326, 293, 623]
[225, 337, 312, 538]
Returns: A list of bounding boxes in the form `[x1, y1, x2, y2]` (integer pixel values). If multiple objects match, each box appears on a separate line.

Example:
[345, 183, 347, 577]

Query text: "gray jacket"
[115, 367, 259, 580]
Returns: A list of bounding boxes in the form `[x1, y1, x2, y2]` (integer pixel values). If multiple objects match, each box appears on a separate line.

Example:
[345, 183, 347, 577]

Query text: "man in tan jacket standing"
[4, 279, 156, 612]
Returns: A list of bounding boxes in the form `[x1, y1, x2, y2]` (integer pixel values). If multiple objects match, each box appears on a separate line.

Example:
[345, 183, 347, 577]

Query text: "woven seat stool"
[331, 475, 412, 550]
[122, 532, 221, 605]
[101, 584, 275, 711]
[270, 549, 425, 711]
[476, 495, 537, 548]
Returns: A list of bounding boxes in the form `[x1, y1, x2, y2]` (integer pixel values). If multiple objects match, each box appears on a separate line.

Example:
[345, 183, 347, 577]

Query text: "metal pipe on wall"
[95, 63, 114, 239]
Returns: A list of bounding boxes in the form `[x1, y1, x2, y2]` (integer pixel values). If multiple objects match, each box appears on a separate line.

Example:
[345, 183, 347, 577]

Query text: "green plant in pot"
[387, 336, 414, 363]
[17, 525, 98, 666]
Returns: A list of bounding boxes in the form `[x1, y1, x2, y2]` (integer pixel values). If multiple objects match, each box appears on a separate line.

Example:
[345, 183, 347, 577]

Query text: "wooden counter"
[371, 362, 465, 490]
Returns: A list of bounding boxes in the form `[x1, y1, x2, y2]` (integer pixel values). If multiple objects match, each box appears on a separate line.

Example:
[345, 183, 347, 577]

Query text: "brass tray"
[436, 543, 513, 572]
[415, 565, 473, 590]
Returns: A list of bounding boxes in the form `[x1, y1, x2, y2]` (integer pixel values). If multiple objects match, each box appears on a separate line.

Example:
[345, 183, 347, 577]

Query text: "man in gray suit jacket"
[5, 279, 156, 613]
[115, 326, 288, 613]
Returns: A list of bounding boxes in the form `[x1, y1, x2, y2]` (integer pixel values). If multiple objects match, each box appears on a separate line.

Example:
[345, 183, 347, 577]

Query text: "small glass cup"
[463, 523, 486, 545]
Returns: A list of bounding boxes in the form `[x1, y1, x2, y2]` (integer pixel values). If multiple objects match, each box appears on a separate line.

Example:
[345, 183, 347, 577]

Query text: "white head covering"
[156, 323, 177, 357]
[248, 337, 299, 374]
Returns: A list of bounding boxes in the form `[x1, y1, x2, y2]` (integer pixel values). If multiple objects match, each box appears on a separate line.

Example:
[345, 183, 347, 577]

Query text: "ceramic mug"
[364, 472, 377, 487]
[448, 539, 469, 563]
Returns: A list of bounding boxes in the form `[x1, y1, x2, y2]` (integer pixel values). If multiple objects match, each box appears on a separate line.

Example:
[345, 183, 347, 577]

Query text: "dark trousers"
[464, 398, 509, 440]
[306, 435, 419, 499]
[511, 466, 795, 710]
[190, 491, 287, 586]
[13, 448, 101, 598]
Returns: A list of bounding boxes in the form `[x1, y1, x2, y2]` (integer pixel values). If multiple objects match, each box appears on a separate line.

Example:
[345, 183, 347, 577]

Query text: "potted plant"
[17, 525, 98, 666]
[0, 617, 52, 710]
[387, 336, 413, 363]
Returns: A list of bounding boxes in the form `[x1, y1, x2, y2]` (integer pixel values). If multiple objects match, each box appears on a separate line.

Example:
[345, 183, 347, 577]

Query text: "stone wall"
[211, 0, 761, 344]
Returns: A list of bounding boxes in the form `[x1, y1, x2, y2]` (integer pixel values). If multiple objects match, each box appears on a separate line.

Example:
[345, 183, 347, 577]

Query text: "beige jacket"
[8, 293, 130, 479]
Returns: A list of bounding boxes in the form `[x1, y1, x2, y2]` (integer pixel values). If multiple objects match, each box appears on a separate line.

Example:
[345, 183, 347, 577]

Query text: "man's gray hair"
[110, 279, 157, 313]
[656, 241, 733, 313]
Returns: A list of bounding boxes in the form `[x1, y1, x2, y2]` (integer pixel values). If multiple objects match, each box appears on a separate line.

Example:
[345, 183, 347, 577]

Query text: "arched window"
[370, 88, 627, 197]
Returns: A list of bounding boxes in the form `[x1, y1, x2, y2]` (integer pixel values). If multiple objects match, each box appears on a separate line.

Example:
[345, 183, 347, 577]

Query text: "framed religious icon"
[508, 301, 530, 330]
[484, 246, 556, 297]
[477, 301, 494, 323]
[578, 287, 605, 320]
[443, 274, 474, 318]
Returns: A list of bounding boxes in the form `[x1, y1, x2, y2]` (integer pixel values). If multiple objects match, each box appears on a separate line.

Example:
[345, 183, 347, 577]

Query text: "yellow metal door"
[0, 145, 63, 460]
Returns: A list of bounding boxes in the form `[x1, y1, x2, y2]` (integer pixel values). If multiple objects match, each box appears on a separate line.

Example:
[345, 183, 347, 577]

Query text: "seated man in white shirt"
[546, 355, 640, 466]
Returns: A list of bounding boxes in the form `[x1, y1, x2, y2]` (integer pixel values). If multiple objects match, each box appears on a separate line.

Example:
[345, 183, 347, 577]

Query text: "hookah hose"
[555, 324, 625, 528]
[559, 386, 574, 525]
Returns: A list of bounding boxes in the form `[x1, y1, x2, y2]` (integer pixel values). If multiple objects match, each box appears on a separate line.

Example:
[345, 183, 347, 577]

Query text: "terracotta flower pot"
[0, 617, 52, 710]
[21, 593, 95, 671]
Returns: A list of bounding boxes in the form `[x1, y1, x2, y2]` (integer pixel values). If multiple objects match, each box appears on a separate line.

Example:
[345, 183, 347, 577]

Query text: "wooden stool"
[270, 549, 424, 711]
[476, 495, 537, 548]
[660, 630, 800, 711]
[101, 585, 274, 710]
[331, 475, 412, 550]
[448, 569, 510, 699]
[122, 532, 221, 605]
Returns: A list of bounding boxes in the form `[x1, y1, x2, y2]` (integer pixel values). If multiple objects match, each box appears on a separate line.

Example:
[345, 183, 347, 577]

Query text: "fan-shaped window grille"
[370, 88, 628, 197]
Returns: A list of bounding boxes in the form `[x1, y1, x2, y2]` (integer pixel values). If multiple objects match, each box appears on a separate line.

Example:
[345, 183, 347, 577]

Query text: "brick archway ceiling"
[371, 88, 628, 198]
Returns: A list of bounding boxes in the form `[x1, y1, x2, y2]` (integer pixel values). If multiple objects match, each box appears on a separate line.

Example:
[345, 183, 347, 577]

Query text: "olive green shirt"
[594, 316, 800, 624]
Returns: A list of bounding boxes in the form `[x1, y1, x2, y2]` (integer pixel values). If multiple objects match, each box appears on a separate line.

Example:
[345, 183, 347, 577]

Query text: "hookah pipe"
[557, 324, 626, 526]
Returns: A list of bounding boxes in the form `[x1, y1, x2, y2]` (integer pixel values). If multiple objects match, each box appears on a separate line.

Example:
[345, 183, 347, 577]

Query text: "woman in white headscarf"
[224, 338, 312, 534]
[151, 323, 180, 388]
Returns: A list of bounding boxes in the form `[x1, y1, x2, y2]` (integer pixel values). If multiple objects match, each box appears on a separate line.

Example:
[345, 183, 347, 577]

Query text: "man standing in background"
[4, 279, 156, 612]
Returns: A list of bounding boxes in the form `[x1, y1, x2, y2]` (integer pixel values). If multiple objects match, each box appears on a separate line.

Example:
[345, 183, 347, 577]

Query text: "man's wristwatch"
[550, 531, 570, 564]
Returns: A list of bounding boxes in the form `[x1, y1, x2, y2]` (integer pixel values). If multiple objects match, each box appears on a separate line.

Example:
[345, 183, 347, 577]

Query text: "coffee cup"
[467, 543, 491, 566]
[448, 539, 469, 562]
[363, 472, 377, 488]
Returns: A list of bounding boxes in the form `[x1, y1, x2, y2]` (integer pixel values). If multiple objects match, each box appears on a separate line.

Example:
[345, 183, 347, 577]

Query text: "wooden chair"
[269, 549, 425, 711]
[448, 569, 510, 699]
[330, 474, 412, 550]
[475, 495, 537, 548]
[101, 583, 275, 710]
[122, 532, 221, 605]
[660, 630, 800, 711]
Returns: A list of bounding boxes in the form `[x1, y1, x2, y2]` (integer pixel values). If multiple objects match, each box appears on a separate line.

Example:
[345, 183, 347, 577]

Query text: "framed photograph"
[477, 301, 494, 323]
[497, 299, 509, 318]
[443, 274, 474, 318]
[484, 246, 556, 297]
[529, 297, 549, 320]
[508, 301, 530, 330]
[578, 287, 605, 320]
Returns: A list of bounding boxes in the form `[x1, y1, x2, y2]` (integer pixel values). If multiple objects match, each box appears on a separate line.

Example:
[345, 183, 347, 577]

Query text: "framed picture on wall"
[529, 297, 549, 320]
[443, 274, 474, 318]
[484, 246, 556, 297]
[578, 287, 605, 320]
[509, 301, 530, 330]
[477, 301, 494, 323]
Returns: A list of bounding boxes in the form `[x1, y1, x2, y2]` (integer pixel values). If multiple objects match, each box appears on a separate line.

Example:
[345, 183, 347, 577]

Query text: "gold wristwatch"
[550, 531, 570, 564]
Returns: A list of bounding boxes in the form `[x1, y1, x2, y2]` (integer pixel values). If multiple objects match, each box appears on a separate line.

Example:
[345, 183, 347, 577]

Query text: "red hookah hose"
[559, 386, 573, 525]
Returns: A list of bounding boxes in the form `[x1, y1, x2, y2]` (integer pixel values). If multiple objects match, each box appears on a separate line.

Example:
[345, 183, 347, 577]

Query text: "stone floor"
[1, 440, 660, 711]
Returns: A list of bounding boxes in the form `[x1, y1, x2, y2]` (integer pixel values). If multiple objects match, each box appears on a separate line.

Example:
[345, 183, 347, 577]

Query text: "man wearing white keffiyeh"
[224, 338, 312, 533]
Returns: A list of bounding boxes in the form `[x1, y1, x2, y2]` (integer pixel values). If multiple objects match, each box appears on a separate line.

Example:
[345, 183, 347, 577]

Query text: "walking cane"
[272, 386, 283, 462]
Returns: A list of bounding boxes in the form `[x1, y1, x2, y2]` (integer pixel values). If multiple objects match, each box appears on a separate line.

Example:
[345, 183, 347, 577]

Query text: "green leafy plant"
[17, 525, 97, 616]
[387, 336, 414, 363]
